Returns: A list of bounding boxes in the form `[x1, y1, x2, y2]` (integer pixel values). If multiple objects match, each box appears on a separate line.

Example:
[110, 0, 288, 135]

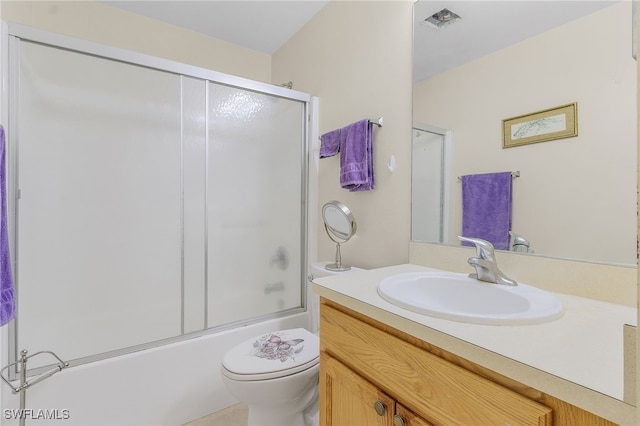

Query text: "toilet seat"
[222, 328, 319, 381]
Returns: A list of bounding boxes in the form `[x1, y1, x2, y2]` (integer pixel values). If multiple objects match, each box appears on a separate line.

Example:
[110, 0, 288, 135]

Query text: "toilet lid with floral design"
[222, 328, 319, 380]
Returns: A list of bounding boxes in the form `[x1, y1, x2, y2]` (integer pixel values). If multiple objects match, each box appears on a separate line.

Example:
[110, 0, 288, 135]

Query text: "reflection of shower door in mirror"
[411, 126, 448, 243]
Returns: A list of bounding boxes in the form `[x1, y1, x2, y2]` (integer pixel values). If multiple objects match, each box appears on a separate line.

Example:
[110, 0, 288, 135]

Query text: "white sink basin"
[377, 271, 563, 325]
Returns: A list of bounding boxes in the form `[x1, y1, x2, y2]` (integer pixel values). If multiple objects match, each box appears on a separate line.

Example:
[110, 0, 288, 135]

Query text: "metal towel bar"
[1, 349, 69, 426]
[457, 171, 520, 182]
[368, 117, 383, 127]
[318, 117, 383, 142]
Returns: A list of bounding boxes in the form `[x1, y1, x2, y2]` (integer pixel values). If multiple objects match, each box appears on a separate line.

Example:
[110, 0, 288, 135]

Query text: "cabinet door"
[395, 404, 433, 426]
[321, 303, 552, 425]
[320, 353, 394, 426]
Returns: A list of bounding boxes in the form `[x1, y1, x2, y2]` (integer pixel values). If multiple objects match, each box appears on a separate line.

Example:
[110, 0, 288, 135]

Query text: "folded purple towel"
[340, 119, 374, 191]
[0, 126, 15, 326]
[461, 172, 512, 250]
[320, 129, 340, 158]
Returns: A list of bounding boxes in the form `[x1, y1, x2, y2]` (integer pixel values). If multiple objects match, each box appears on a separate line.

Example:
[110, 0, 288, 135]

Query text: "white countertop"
[312, 263, 637, 425]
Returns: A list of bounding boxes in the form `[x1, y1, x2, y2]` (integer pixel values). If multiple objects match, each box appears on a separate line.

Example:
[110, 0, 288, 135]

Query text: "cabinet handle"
[393, 415, 405, 426]
[374, 400, 386, 416]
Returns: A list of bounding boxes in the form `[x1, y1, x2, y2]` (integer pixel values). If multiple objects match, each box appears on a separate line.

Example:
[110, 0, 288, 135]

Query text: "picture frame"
[502, 102, 578, 148]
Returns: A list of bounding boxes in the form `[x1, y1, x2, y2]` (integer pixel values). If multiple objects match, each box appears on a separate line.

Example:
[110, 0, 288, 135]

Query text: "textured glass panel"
[206, 83, 304, 328]
[16, 41, 183, 366]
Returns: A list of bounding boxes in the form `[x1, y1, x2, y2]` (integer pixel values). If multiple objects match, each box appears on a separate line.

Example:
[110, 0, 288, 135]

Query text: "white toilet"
[220, 262, 362, 426]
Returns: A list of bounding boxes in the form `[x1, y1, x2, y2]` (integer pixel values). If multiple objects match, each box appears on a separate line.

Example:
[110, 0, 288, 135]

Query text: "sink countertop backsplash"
[409, 241, 636, 306]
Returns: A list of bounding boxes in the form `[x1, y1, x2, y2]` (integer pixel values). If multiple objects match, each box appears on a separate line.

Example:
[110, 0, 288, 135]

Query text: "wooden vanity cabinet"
[319, 299, 616, 426]
[321, 352, 431, 426]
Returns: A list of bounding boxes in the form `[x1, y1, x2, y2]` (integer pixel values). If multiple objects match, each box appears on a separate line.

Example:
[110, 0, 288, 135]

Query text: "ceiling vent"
[424, 8, 462, 29]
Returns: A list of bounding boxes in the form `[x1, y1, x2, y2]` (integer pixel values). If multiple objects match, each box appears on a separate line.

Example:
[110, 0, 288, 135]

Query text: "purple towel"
[461, 172, 512, 250]
[320, 129, 341, 158]
[0, 126, 15, 326]
[340, 119, 374, 191]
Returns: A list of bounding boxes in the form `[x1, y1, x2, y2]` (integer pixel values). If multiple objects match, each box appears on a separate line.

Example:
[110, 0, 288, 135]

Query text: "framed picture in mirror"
[502, 102, 578, 148]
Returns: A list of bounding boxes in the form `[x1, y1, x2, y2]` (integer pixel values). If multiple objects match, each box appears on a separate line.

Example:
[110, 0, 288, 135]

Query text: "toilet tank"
[307, 262, 364, 333]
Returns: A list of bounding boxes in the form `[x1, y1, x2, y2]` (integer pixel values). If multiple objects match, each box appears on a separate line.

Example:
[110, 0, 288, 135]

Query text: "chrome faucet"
[458, 236, 517, 286]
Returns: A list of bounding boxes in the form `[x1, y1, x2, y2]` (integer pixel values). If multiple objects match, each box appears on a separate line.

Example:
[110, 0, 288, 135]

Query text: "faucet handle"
[458, 236, 495, 260]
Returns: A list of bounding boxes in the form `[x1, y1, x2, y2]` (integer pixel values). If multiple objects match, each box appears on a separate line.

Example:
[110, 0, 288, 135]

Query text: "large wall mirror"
[413, 0, 637, 266]
[412, 0, 637, 404]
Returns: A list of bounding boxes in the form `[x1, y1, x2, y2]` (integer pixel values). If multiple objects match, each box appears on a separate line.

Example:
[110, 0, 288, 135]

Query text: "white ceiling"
[103, 0, 620, 82]
[413, 1, 620, 82]
[103, 0, 329, 54]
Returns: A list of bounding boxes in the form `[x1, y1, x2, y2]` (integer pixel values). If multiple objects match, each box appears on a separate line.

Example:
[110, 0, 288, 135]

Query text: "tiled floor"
[183, 404, 248, 426]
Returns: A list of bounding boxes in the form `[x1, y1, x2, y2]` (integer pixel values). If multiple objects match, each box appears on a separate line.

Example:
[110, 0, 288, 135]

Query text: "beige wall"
[273, 0, 414, 269]
[1, 1, 272, 83]
[414, 2, 637, 265]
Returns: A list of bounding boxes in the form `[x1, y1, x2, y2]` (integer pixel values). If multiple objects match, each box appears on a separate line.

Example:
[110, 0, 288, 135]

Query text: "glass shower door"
[9, 32, 309, 371]
[411, 127, 446, 243]
[206, 83, 305, 328]
[14, 40, 184, 366]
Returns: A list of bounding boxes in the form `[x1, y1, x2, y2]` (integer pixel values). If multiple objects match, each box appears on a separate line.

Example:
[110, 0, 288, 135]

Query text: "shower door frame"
[1, 22, 313, 377]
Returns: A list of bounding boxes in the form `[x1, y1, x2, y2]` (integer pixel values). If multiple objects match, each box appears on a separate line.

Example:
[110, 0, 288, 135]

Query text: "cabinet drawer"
[320, 303, 552, 426]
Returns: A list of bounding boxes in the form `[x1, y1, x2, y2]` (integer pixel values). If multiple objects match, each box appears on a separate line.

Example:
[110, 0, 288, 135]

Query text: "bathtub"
[0, 312, 309, 426]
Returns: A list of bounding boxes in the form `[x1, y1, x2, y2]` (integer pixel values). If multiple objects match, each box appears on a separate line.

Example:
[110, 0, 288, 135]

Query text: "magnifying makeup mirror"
[322, 200, 357, 271]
